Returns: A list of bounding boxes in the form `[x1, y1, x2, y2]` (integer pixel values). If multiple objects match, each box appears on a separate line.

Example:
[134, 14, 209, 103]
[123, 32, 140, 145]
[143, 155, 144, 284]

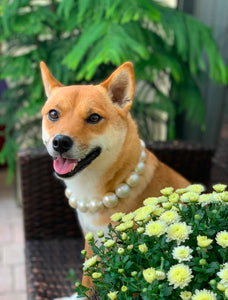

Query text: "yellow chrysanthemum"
[143, 197, 159, 205]
[115, 220, 134, 232]
[107, 291, 118, 300]
[160, 187, 174, 196]
[167, 264, 192, 289]
[104, 239, 115, 248]
[180, 291, 192, 300]
[145, 220, 167, 237]
[217, 263, 228, 288]
[155, 270, 166, 280]
[181, 192, 199, 203]
[122, 212, 134, 222]
[213, 184, 227, 193]
[166, 222, 192, 245]
[216, 231, 228, 248]
[187, 184, 205, 194]
[198, 194, 212, 206]
[83, 255, 98, 271]
[152, 207, 165, 216]
[143, 267, 156, 283]
[134, 205, 156, 222]
[172, 246, 193, 262]
[192, 289, 217, 300]
[138, 243, 148, 253]
[110, 212, 125, 222]
[159, 210, 180, 224]
[197, 235, 213, 248]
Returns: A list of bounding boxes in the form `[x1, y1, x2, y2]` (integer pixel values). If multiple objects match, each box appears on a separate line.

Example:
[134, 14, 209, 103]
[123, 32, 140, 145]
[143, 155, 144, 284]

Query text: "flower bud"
[137, 227, 145, 234]
[217, 282, 225, 292]
[118, 268, 124, 274]
[127, 244, 133, 251]
[85, 232, 94, 241]
[225, 288, 228, 299]
[121, 285, 128, 293]
[142, 288, 147, 293]
[81, 249, 87, 256]
[199, 259, 207, 265]
[209, 279, 216, 286]
[75, 281, 81, 287]
[131, 271, 138, 277]
[121, 232, 128, 240]
[194, 214, 201, 221]
[117, 247, 125, 255]
[158, 284, 163, 290]
[138, 243, 148, 253]
[92, 272, 102, 279]
[97, 230, 104, 238]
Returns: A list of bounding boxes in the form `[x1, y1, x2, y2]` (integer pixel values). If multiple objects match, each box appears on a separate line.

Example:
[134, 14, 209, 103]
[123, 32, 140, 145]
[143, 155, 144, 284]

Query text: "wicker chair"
[19, 141, 217, 300]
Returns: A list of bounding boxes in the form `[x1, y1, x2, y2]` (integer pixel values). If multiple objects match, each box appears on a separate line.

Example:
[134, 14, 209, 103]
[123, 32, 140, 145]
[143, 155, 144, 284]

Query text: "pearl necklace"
[64, 139, 146, 213]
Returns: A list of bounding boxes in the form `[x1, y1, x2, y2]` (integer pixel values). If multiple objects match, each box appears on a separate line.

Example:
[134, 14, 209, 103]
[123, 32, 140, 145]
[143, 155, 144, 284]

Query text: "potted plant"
[74, 184, 228, 299]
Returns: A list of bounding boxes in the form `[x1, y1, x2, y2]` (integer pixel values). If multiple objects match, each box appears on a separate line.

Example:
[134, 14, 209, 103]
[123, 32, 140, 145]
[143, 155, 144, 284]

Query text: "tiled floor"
[0, 169, 27, 300]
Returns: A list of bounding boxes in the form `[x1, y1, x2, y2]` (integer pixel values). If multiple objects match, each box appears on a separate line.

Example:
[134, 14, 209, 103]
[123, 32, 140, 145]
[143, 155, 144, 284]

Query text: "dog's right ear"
[40, 61, 63, 98]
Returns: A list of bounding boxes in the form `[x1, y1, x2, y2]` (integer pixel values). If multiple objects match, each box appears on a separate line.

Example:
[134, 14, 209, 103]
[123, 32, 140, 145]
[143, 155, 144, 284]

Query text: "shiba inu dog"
[40, 61, 190, 299]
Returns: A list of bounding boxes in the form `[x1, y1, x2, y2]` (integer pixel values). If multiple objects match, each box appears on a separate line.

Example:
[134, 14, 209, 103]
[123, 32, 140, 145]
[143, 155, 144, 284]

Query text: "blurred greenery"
[0, 0, 227, 180]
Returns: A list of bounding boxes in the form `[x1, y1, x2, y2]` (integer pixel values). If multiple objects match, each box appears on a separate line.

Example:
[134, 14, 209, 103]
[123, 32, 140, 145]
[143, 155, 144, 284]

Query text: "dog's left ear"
[100, 62, 135, 111]
[40, 61, 63, 98]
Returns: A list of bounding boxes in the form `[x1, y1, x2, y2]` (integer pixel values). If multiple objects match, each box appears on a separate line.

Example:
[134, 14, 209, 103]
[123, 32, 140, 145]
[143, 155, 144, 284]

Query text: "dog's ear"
[40, 61, 63, 98]
[100, 62, 135, 111]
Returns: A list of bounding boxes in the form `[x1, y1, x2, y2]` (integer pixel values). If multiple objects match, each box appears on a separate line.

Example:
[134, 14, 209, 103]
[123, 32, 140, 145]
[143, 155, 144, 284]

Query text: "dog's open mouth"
[53, 147, 101, 178]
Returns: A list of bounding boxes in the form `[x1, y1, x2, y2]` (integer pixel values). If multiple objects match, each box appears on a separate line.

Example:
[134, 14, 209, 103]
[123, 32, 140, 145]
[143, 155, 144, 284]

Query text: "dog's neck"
[64, 117, 144, 213]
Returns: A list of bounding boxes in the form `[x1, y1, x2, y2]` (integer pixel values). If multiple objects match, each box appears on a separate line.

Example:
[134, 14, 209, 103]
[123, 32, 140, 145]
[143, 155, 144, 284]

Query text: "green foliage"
[0, 0, 227, 179]
[76, 184, 228, 299]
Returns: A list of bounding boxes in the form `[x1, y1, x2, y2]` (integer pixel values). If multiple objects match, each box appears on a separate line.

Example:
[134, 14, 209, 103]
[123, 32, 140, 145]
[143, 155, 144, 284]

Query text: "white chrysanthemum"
[172, 246, 193, 262]
[180, 192, 199, 203]
[187, 184, 205, 194]
[145, 220, 167, 237]
[217, 263, 228, 288]
[198, 194, 212, 206]
[167, 264, 192, 289]
[166, 222, 192, 245]
[159, 210, 181, 224]
[216, 231, 228, 248]
[192, 289, 217, 300]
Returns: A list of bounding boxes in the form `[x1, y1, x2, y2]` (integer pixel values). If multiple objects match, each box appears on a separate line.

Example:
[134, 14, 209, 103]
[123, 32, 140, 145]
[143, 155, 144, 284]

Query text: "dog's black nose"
[53, 135, 73, 153]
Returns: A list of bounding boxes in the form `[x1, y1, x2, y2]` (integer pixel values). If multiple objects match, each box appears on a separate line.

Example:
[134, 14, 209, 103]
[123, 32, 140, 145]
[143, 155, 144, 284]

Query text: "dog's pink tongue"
[53, 157, 78, 175]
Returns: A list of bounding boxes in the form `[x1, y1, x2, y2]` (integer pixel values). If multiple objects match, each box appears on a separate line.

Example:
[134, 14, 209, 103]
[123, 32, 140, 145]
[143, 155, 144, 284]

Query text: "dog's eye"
[48, 109, 60, 121]
[86, 113, 102, 124]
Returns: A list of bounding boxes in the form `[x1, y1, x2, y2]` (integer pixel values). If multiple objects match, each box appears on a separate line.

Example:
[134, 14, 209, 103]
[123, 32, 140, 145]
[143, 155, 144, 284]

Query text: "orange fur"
[40, 61, 190, 295]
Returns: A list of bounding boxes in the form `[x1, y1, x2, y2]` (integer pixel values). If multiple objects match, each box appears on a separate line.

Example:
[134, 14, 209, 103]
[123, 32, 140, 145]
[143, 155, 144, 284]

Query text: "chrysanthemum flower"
[172, 246, 193, 262]
[197, 235, 213, 248]
[217, 263, 228, 288]
[181, 192, 199, 203]
[115, 220, 134, 232]
[191, 289, 217, 300]
[111, 212, 125, 222]
[143, 197, 159, 205]
[104, 239, 115, 248]
[138, 243, 148, 253]
[155, 270, 166, 280]
[198, 194, 212, 206]
[166, 222, 192, 245]
[152, 207, 165, 216]
[221, 191, 228, 202]
[167, 263, 192, 289]
[169, 193, 180, 203]
[175, 188, 187, 195]
[160, 187, 174, 196]
[213, 184, 227, 193]
[145, 220, 167, 237]
[143, 267, 156, 283]
[134, 205, 156, 222]
[159, 210, 180, 224]
[187, 184, 205, 194]
[83, 255, 98, 271]
[122, 212, 134, 222]
[107, 291, 118, 300]
[180, 291, 192, 300]
[216, 231, 228, 248]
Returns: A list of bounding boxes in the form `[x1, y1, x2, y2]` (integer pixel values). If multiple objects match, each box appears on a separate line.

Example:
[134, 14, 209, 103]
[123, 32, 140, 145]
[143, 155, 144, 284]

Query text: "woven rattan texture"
[25, 239, 83, 300]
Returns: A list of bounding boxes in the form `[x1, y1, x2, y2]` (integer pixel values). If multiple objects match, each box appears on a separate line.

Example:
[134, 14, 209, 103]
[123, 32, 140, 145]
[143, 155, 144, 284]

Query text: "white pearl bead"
[126, 172, 140, 187]
[135, 161, 145, 174]
[89, 198, 102, 213]
[77, 200, 89, 212]
[65, 188, 72, 199]
[140, 150, 146, 162]
[103, 193, 118, 208]
[140, 139, 146, 148]
[68, 194, 78, 209]
[115, 183, 130, 198]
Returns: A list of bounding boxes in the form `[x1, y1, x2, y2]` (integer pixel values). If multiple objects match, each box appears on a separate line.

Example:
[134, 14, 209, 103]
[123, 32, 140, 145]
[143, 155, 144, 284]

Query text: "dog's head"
[40, 62, 135, 179]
